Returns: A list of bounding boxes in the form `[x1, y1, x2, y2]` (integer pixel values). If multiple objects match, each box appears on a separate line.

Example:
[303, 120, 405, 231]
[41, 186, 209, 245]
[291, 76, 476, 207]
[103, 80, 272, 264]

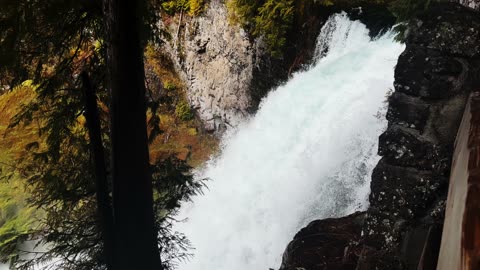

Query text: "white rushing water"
[175, 13, 405, 270]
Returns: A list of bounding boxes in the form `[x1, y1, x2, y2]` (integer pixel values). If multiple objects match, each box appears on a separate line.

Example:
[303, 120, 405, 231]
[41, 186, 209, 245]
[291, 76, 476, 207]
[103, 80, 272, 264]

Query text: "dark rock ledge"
[280, 212, 365, 270]
[279, 3, 480, 270]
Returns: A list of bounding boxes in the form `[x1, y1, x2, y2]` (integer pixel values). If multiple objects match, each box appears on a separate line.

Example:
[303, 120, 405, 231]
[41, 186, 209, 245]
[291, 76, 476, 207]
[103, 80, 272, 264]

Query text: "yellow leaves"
[20, 80, 36, 89]
[188, 0, 205, 16]
[161, 0, 205, 16]
[321, 0, 334, 6]
[93, 40, 103, 53]
[0, 84, 35, 125]
[187, 128, 197, 136]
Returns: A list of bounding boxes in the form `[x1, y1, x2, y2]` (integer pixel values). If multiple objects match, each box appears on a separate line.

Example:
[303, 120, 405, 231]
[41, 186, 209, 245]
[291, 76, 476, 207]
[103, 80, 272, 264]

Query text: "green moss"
[175, 100, 194, 121]
[163, 81, 177, 91]
[187, 128, 197, 136]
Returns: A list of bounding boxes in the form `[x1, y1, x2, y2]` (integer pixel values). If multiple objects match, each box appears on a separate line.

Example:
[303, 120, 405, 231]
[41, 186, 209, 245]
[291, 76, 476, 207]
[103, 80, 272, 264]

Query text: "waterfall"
[175, 13, 405, 270]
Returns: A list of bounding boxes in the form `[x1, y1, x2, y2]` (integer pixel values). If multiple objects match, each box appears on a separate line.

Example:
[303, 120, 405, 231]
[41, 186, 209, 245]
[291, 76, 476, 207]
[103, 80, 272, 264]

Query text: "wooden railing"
[437, 92, 480, 270]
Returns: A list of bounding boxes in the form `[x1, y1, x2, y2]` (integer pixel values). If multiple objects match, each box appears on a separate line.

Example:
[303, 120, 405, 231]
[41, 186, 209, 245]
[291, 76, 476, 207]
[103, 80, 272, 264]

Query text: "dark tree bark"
[81, 71, 115, 270]
[103, 0, 162, 269]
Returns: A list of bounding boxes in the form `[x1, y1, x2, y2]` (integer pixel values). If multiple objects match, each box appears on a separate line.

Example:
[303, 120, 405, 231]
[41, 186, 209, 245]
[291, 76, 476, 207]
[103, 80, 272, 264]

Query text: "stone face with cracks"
[378, 125, 450, 175]
[162, 0, 255, 131]
[358, 3, 480, 269]
[394, 47, 465, 100]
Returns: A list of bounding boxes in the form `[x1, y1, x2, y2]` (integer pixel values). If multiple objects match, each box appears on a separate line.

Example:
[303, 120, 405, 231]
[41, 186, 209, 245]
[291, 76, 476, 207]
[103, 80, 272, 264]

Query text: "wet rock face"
[359, 3, 480, 269]
[408, 4, 480, 57]
[365, 161, 448, 246]
[394, 47, 466, 100]
[279, 212, 365, 270]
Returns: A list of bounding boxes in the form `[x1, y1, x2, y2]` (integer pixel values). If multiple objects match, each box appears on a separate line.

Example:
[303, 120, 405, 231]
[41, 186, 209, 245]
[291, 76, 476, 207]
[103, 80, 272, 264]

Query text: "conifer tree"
[0, 0, 203, 269]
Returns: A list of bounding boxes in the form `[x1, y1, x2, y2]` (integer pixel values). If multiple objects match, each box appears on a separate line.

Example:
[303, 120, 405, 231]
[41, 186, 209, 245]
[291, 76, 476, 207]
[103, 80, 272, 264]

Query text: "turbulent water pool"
[174, 13, 405, 270]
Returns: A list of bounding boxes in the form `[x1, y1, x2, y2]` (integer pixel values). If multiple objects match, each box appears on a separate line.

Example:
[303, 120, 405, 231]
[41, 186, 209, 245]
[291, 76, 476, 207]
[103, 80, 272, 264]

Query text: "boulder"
[386, 92, 430, 131]
[279, 212, 365, 270]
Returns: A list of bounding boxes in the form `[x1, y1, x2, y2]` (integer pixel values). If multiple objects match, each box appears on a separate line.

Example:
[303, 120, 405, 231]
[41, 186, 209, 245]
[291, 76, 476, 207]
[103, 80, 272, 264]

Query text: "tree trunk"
[81, 71, 115, 270]
[103, 0, 162, 269]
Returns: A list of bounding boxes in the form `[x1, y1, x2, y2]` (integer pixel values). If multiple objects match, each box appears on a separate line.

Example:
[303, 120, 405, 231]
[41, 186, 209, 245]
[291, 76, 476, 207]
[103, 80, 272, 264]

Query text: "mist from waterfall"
[175, 13, 405, 270]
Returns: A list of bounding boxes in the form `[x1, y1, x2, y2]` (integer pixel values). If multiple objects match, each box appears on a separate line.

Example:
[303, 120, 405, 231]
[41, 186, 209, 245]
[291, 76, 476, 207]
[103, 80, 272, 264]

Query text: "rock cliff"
[160, 0, 255, 131]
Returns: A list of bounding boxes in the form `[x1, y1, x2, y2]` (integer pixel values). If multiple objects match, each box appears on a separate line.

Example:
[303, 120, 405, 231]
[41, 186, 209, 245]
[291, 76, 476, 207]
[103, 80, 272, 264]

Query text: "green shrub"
[227, 0, 294, 58]
[175, 100, 194, 121]
[226, 0, 260, 27]
[163, 81, 177, 91]
[188, 0, 206, 16]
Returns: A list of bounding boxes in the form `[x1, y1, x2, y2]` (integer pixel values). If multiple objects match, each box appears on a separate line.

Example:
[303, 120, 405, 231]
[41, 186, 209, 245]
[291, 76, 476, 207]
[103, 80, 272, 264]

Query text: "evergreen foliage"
[0, 0, 205, 269]
[254, 0, 295, 58]
[227, 0, 294, 57]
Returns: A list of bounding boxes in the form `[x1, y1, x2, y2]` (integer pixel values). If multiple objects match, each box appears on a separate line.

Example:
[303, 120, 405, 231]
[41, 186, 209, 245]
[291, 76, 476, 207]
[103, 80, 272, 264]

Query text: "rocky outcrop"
[279, 212, 365, 270]
[279, 3, 480, 270]
[359, 3, 480, 269]
[160, 0, 254, 131]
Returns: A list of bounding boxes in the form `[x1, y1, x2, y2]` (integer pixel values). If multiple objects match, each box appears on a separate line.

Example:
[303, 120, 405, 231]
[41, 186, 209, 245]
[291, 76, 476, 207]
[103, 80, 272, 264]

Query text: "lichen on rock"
[358, 2, 480, 269]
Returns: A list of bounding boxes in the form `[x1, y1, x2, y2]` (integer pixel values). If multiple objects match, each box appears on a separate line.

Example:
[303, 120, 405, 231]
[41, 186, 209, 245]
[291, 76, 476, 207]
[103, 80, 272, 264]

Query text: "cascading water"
[175, 13, 405, 270]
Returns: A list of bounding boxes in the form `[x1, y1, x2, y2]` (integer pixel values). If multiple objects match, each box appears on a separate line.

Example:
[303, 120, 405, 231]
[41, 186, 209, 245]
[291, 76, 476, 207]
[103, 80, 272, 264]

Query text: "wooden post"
[437, 92, 480, 270]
